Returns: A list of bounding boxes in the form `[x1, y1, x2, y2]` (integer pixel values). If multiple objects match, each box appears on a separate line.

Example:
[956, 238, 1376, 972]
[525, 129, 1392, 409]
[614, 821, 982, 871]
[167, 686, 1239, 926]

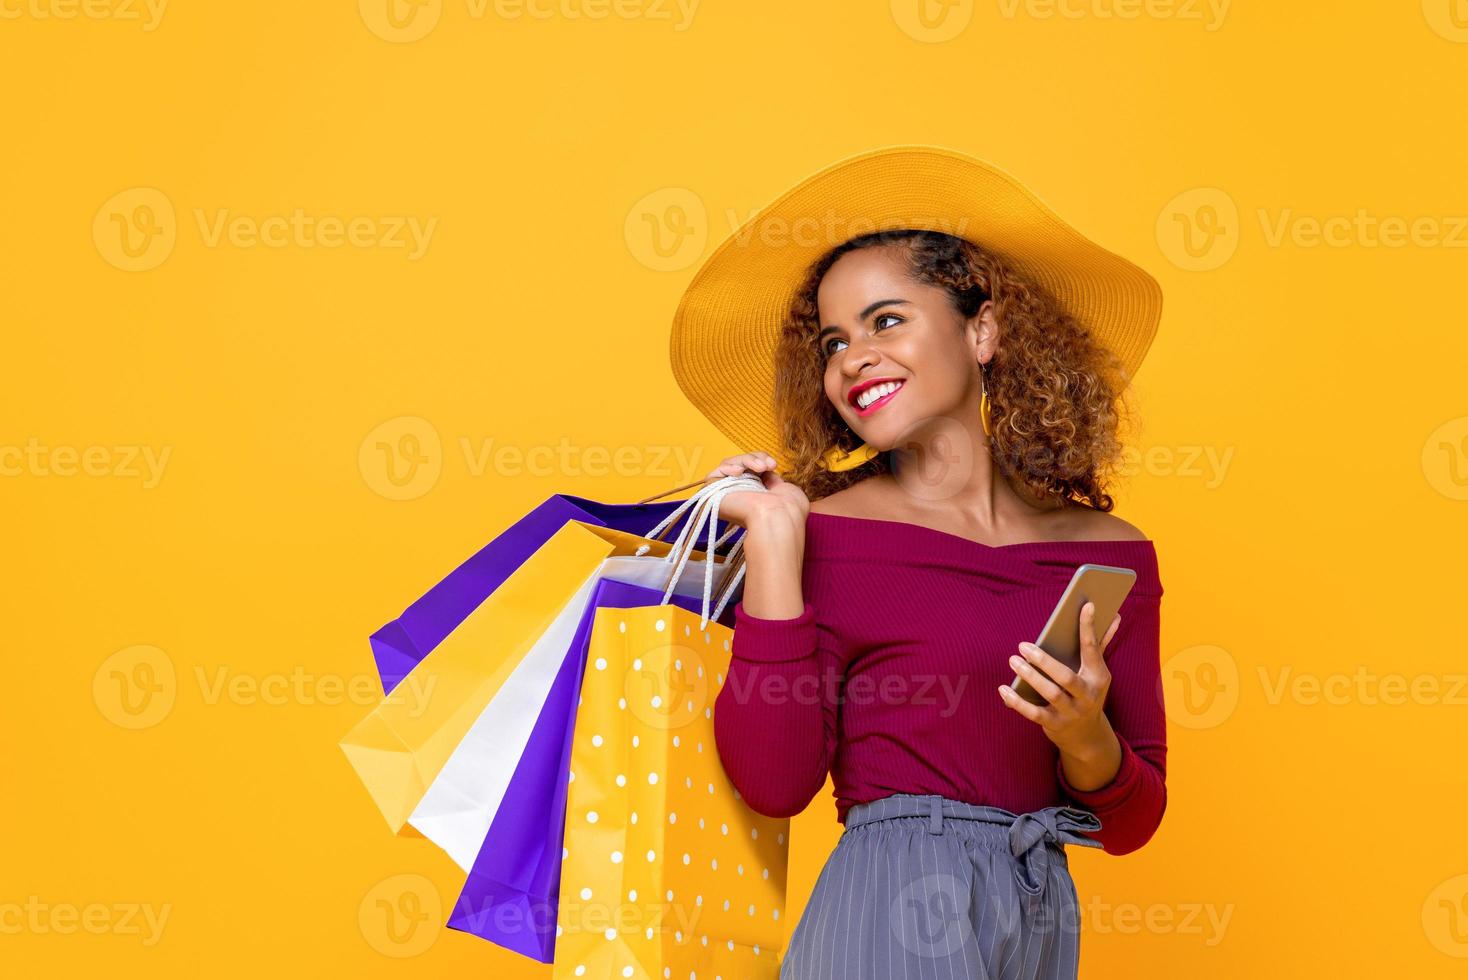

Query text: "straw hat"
[668, 144, 1163, 470]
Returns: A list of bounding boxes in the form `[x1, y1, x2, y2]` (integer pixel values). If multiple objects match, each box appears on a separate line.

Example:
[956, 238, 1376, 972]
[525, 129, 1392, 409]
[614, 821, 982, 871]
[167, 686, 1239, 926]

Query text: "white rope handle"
[634, 474, 747, 560]
[633, 473, 766, 629]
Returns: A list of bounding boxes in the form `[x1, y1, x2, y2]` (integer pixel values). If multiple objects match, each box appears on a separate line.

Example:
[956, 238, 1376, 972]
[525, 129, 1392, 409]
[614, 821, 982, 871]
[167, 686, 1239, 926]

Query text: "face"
[816, 244, 997, 449]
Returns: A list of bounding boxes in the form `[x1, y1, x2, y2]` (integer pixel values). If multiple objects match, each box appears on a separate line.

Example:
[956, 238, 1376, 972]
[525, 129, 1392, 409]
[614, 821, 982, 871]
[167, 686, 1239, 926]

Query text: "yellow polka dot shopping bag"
[555, 601, 790, 980]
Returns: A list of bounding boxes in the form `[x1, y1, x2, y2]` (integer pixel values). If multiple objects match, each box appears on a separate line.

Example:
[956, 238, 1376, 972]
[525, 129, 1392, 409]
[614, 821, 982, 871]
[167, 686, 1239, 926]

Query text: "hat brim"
[669, 144, 1163, 461]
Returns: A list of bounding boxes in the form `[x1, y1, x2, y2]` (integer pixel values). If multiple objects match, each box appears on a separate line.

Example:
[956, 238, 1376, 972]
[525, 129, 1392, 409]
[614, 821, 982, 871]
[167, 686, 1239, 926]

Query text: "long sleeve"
[712, 599, 842, 818]
[1054, 588, 1168, 855]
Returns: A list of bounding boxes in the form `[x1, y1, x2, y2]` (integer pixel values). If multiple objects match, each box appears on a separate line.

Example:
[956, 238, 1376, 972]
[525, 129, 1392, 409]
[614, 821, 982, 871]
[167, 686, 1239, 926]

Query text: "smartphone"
[1009, 563, 1136, 706]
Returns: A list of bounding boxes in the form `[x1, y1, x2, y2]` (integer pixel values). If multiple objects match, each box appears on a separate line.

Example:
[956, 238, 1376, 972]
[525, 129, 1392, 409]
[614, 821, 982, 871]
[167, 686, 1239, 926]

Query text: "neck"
[885, 416, 1059, 529]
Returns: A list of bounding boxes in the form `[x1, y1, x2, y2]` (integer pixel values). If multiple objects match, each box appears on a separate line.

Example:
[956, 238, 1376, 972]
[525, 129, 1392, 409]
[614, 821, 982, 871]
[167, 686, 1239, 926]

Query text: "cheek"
[822, 368, 846, 409]
[901, 350, 972, 406]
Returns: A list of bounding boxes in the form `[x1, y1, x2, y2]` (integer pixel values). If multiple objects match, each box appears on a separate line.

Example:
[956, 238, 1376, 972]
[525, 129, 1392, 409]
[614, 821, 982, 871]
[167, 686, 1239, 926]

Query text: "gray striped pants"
[779, 794, 1104, 980]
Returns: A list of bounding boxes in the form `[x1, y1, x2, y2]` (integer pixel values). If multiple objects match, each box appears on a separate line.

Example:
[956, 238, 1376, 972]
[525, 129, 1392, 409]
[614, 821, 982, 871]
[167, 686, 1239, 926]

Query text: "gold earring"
[979, 361, 993, 438]
[820, 441, 880, 472]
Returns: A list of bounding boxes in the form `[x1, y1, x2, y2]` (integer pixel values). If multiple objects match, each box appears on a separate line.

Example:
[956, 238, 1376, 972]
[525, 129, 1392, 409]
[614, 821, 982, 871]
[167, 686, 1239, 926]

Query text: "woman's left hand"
[997, 601, 1121, 754]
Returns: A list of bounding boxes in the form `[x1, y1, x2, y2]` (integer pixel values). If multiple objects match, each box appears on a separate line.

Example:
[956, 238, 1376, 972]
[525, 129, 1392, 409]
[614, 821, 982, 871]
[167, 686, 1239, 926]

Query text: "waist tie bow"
[1006, 805, 1104, 905]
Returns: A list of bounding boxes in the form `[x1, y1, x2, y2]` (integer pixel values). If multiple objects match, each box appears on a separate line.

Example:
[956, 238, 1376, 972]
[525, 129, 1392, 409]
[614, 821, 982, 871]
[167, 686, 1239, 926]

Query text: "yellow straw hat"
[668, 144, 1164, 471]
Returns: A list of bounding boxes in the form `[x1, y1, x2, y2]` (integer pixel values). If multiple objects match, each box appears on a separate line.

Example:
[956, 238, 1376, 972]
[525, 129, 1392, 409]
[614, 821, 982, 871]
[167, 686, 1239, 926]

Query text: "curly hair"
[773, 229, 1138, 511]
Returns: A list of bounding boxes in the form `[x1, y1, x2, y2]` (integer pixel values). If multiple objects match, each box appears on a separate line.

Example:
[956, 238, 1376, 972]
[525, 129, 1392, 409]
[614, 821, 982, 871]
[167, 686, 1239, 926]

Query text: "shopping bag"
[407, 501, 747, 868]
[431, 478, 757, 958]
[551, 600, 789, 979]
[340, 518, 724, 835]
[443, 577, 717, 961]
[370, 492, 737, 694]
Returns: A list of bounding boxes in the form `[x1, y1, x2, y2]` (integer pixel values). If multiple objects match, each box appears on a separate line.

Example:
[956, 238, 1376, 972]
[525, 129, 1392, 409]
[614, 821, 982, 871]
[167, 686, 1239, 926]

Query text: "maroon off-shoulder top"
[712, 510, 1168, 855]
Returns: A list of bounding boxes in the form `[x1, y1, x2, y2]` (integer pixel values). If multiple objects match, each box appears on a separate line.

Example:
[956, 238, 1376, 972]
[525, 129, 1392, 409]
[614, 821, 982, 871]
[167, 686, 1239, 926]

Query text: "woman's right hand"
[703, 452, 809, 528]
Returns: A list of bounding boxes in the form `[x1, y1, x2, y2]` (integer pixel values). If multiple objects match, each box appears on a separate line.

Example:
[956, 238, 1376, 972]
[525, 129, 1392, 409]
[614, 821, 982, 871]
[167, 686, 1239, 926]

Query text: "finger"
[1078, 601, 1105, 673]
[1016, 641, 1081, 696]
[1099, 612, 1121, 653]
[998, 684, 1048, 722]
[717, 459, 759, 477]
[1009, 652, 1068, 704]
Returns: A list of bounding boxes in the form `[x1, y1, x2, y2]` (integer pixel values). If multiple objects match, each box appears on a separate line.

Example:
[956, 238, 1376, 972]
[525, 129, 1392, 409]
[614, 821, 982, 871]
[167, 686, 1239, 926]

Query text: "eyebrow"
[817, 298, 910, 341]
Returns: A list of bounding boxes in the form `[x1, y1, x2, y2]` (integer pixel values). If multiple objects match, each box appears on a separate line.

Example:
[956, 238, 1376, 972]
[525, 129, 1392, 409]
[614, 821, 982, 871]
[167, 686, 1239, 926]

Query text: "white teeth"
[856, 381, 902, 409]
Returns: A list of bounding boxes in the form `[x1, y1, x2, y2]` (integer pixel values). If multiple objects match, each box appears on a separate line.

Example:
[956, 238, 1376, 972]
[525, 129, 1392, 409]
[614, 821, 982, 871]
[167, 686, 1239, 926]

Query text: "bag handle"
[633, 477, 743, 554]
[633, 474, 765, 629]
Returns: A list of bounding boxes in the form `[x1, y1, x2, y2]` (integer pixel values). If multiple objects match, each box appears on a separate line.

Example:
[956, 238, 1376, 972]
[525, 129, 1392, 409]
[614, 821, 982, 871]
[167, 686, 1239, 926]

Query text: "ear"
[963, 299, 1000, 362]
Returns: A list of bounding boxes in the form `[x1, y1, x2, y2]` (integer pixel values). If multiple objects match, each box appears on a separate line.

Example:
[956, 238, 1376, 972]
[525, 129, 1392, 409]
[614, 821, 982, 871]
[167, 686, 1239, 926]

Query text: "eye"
[821, 313, 904, 357]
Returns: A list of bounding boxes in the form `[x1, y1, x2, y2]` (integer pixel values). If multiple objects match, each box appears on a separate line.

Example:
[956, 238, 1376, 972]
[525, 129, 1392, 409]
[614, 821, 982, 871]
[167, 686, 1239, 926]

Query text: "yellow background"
[4, 0, 1468, 976]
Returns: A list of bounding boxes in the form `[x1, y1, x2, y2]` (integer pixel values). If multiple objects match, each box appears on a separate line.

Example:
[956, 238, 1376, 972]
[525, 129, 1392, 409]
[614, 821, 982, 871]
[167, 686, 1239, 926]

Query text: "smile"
[851, 380, 905, 416]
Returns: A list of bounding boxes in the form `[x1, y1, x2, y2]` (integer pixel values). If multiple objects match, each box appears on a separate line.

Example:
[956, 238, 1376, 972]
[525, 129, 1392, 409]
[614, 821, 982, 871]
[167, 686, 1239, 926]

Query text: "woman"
[670, 147, 1168, 979]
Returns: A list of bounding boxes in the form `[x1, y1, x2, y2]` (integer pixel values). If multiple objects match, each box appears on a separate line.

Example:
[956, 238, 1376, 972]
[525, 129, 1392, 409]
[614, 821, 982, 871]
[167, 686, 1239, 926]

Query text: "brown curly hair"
[773, 229, 1138, 510]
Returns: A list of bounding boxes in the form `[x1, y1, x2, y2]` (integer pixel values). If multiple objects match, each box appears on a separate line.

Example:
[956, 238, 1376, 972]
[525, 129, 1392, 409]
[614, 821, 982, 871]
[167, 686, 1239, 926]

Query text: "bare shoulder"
[807, 478, 886, 518]
[1064, 507, 1150, 543]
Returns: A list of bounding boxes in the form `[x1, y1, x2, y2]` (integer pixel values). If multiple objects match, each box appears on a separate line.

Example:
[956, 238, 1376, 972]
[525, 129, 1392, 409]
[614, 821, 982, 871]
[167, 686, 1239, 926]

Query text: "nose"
[840, 332, 881, 378]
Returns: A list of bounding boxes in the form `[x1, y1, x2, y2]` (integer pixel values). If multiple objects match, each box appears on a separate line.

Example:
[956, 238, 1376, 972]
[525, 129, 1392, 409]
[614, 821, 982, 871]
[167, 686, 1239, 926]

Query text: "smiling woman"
[669, 145, 1167, 980]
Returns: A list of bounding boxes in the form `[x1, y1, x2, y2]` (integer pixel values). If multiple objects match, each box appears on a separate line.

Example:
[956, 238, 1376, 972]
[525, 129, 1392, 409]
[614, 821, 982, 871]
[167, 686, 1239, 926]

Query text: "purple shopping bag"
[443, 577, 735, 961]
[370, 491, 740, 694]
